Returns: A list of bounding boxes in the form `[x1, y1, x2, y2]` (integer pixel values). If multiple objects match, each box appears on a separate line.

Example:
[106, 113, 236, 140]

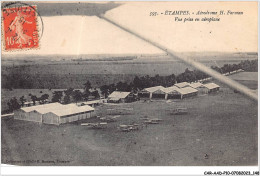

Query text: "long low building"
[14, 103, 95, 125]
[137, 82, 220, 100]
[79, 99, 107, 107]
[42, 105, 95, 125]
[107, 91, 134, 103]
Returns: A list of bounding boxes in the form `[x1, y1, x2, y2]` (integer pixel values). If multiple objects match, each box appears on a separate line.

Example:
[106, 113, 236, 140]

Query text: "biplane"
[81, 122, 108, 129]
[118, 123, 140, 132]
[172, 108, 188, 115]
[144, 118, 163, 124]
[100, 115, 120, 122]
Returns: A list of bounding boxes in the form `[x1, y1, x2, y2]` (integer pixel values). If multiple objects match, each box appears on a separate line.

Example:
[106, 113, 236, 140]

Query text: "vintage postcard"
[1, 0, 258, 174]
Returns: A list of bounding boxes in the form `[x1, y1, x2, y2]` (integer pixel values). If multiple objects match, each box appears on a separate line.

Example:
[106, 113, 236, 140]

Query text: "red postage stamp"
[2, 5, 39, 51]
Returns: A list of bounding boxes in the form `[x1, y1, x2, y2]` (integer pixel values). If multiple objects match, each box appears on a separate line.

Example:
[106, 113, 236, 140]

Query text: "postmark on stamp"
[2, 5, 39, 51]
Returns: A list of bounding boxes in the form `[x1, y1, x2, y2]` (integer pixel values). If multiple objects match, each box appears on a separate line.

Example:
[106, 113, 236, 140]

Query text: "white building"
[42, 104, 95, 125]
[14, 103, 95, 125]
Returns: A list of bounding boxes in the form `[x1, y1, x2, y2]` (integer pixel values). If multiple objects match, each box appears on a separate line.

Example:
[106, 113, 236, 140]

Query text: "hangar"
[138, 86, 165, 99]
[162, 86, 198, 99]
[162, 86, 182, 99]
[190, 82, 208, 94]
[180, 87, 198, 98]
[14, 103, 95, 125]
[42, 104, 95, 125]
[107, 91, 134, 103]
[14, 103, 63, 123]
[203, 83, 220, 93]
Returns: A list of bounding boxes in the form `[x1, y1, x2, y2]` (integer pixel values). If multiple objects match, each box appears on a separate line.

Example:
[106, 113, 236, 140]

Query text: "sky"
[1, 1, 258, 57]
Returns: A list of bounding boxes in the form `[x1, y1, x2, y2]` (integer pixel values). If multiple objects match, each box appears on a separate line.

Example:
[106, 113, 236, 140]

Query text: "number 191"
[150, 12, 158, 16]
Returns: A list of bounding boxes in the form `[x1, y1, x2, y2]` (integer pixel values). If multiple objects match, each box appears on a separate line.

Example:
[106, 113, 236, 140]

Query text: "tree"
[164, 74, 176, 87]
[72, 90, 83, 103]
[83, 81, 92, 100]
[211, 66, 222, 73]
[91, 90, 100, 99]
[133, 76, 142, 91]
[19, 96, 26, 107]
[63, 95, 71, 104]
[64, 88, 74, 96]
[63, 88, 74, 104]
[108, 84, 116, 94]
[51, 91, 63, 103]
[7, 97, 20, 112]
[30, 95, 38, 105]
[83, 81, 92, 92]
[222, 64, 231, 73]
[39, 94, 49, 104]
[116, 81, 130, 91]
[100, 85, 110, 98]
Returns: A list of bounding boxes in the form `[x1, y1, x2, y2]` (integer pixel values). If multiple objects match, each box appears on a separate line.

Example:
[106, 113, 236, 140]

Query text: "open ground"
[1, 80, 257, 166]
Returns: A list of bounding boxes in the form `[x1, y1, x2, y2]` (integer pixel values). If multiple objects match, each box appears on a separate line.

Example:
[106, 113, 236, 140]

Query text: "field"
[1, 83, 257, 166]
[228, 72, 258, 89]
[2, 58, 254, 89]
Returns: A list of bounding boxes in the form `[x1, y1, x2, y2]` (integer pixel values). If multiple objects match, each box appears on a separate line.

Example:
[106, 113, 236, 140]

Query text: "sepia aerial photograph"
[1, 1, 258, 167]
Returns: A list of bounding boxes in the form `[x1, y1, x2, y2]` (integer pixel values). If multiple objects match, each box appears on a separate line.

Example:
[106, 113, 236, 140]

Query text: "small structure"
[23, 101, 34, 107]
[107, 91, 133, 103]
[138, 86, 165, 99]
[174, 82, 191, 88]
[79, 99, 103, 107]
[203, 83, 220, 93]
[23, 101, 41, 107]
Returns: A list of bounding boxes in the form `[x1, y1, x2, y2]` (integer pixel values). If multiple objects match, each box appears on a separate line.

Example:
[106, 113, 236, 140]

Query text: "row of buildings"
[107, 82, 220, 102]
[14, 82, 220, 124]
[14, 103, 95, 125]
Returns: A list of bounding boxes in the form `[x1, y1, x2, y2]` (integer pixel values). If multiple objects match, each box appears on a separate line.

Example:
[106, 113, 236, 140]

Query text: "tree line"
[5, 81, 99, 113]
[100, 59, 257, 97]
[211, 60, 257, 73]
